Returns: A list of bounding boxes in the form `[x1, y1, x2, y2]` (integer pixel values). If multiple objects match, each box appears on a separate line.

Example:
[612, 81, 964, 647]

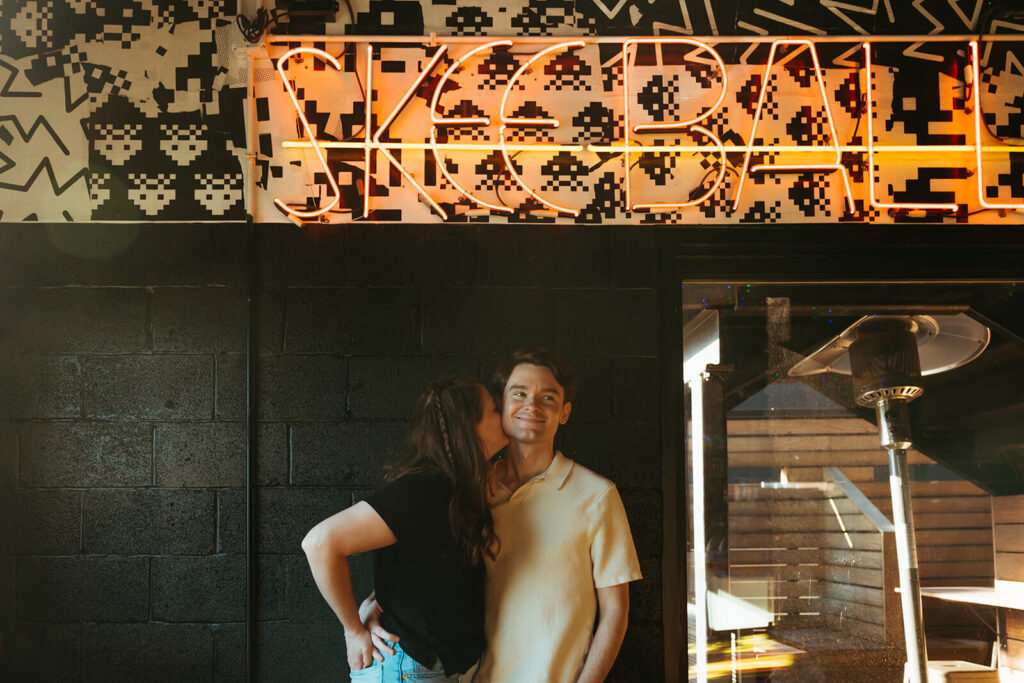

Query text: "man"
[478, 349, 642, 682]
[364, 349, 641, 681]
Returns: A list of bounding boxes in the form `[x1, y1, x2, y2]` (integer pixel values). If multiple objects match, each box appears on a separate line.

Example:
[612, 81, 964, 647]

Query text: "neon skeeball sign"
[259, 35, 1024, 224]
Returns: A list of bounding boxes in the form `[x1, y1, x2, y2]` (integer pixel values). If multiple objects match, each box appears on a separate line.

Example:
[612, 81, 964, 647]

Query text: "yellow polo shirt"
[478, 452, 642, 682]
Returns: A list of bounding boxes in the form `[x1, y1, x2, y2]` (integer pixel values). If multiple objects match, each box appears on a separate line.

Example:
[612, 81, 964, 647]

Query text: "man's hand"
[359, 593, 399, 657]
[345, 627, 379, 671]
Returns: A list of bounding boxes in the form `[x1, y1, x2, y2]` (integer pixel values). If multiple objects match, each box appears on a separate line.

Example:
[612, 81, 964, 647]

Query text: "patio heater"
[789, 314, 990, 683]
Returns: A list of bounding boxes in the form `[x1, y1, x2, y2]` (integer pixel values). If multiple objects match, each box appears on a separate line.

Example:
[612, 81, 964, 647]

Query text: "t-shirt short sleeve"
[590, 485, 643, 589]
[365, 473, 448, 543]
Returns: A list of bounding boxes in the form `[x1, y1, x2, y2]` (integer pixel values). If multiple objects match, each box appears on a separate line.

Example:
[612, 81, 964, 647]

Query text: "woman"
[302, 375, 508, 681]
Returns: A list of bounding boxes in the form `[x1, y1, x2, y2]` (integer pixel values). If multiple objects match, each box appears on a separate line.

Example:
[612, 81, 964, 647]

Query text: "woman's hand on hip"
[345, 626, 380, 671]
[359, 594, 399, 656]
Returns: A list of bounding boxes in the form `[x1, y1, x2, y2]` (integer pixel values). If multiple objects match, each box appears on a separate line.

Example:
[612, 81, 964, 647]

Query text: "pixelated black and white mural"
[0, 0, 248, 221]
[1, 0, 1022, 224]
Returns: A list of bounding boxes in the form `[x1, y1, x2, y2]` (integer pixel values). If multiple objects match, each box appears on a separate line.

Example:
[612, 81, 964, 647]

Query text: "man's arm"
[576, 583, 630, 683]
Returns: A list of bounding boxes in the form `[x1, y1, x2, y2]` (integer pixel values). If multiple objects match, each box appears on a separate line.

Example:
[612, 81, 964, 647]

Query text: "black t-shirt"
[365, 471, 484, 675]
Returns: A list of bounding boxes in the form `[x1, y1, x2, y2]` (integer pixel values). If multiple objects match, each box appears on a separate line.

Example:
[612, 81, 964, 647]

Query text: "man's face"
[501, 363, 572, 446]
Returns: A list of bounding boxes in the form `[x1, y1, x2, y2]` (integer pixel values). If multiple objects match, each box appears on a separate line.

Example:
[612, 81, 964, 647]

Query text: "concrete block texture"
[284, 288, 420, 354]
[347, 356, 478, 419]
[256, 620, 346, 682]
[257, 222, 345, 288]
[82, 488, 215, 554]
[632, 556, 662, 623]
[256, 487, 353, 554]
[346, 224, 477, 287]
[421, 289, 557, 354]
[257, 553, 337, 623]
[0, 224, 241, 287]
[19, 422, 152, 487]
[151, 555, 245, 622]
[0, 288, 148, 354]
[610, 227, 656, 289]
[217, 489, 245, 554]
[257, 355, 348, 420]
[478, 225, 612, 287]
[0, 223, 87, 286]
[83, 355, 214, 420]
[0, 421, 16, 487]
[80, 623, 214, 681]
[214, 354, 246, 420]
[558, 355, 612, 423]
[566, 423, 661, 489]
[0, 355, 81, 419]
[151, 287, 247, 353]
[0, 556, 12, 622]
[155, 421, 287, 487]
[618, 487, 662, 559]
[289, 421, 406, 486]
[609, 621, 664, 682]
[0, 489, 81, 555]
[555, 289, 659, 356]
[0, 622, 80, 682]
[15, 556, 148, 622]
[213, 623, 245, 683]
[255, 289, 286, 354]
[611, 357, 660, 424]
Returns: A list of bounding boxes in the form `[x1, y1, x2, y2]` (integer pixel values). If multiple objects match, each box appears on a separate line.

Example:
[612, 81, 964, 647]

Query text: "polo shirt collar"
[544, 451, 573, 490]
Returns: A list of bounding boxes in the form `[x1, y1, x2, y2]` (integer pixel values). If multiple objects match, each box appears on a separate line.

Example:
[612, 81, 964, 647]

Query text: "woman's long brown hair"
[385, 375, 498, 565]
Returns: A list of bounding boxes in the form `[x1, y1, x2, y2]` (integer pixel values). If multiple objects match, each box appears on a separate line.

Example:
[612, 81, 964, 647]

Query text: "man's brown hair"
[493, 349, 578, 403]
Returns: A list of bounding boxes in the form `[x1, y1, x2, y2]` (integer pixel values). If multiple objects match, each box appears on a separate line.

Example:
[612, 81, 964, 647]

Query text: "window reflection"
[683, 283, 1022, 682]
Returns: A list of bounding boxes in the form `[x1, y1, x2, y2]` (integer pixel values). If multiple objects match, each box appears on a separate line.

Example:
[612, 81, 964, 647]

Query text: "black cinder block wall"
[0, 222, 664, 681]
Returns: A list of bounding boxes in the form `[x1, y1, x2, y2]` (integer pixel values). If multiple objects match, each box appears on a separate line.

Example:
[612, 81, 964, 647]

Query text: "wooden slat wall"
[994, 495, 1024, 583]
[994, 495, 1024, 677]
[728, 416, 995, 587]
[726, 415, 995, 645]
[727, 482, 895, 644]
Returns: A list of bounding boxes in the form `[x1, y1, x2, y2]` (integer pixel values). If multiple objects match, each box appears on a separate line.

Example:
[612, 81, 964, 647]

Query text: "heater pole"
[877, 398, 928, 683]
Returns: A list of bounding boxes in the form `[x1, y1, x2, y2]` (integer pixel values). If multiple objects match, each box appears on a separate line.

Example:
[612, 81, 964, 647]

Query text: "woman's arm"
[301, 501, 397, 670]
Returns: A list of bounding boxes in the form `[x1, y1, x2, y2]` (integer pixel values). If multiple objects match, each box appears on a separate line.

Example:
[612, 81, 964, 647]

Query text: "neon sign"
[263, 35, 1024, 224]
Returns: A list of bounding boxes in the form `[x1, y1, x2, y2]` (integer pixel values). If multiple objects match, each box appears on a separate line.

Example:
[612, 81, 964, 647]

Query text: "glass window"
[683, 283, 1022, 681]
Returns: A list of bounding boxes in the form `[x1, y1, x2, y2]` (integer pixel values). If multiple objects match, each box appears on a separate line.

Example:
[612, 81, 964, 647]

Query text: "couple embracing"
[302, 349, 642, 682]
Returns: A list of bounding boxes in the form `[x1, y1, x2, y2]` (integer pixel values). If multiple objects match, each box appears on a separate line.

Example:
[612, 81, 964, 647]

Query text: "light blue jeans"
[348, 642, 461, 682]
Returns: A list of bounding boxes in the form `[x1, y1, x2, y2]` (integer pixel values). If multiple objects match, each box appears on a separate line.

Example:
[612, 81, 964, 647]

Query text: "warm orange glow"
[970, 40, 1024, 211]
[273, 47, 343, 221]
[622, 38, 728, 211]
[371, 45, 450, 219]
[631, 126, 726, 210]
[430, 41, 515, 214]
[264, 36, 1024, 223]
[733, 40, 854, 213]
[498, 41, 586, 216]
[861, 43, 959, 213]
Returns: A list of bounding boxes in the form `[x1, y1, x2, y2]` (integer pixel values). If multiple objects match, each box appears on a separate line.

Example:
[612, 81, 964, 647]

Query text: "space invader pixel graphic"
[445, 6, 493, 36]
[128, 172, 176, 215]
[92, 123, 144, 165]
[160, 124, 208, 165]
[11, 0, 55, 51]
[194, 172, 243, 215]
[88, 171, 112, 210]
[511, 0, 574, 35]
[477, 49, 520, 91]
[1, 0, 1024, 225]
[637, 74, 682, 122]
[543, 53, 592, 92]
